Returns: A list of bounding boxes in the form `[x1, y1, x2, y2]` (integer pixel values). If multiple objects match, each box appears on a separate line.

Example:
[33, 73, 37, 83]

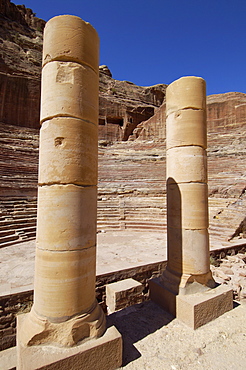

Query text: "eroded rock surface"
[0, 1, 167, 139]
[211, 252, 246, 302]
[99, 70, 166, 141]
[0, 0, 45, 128]
[132, 92, 246, 141]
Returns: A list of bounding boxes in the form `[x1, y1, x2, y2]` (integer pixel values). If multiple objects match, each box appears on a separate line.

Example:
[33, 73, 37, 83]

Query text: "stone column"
[164, 76, 214, 293]
[18, 14, 106, 348]
[150, 77, 233, 326]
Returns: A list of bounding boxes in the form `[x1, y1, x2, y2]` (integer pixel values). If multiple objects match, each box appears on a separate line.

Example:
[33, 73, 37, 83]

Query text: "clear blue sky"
[12, 0, 246, 95]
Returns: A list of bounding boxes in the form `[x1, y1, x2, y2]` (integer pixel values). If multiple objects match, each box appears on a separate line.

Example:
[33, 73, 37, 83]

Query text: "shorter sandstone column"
[164, 77, 214, 292]
[149, 77, 233, 327]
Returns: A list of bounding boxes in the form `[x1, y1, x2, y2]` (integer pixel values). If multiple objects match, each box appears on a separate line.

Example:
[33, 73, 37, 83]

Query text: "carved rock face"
[99, 65, 112, 77]
[0, 2, 167, 138]
[0, 1, 44, 129]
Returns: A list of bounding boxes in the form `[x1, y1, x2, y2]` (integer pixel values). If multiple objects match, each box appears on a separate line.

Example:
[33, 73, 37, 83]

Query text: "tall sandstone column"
[18, 15, 106, 348]
[150, 77, 233, 327]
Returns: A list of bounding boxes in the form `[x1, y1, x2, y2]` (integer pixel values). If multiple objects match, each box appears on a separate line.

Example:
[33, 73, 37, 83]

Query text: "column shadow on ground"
[107, 300, 174, 366]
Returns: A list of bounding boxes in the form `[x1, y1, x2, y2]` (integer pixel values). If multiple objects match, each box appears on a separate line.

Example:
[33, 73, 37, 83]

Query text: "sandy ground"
[108, 300, 246, 370]
[1, 300, 246, 370]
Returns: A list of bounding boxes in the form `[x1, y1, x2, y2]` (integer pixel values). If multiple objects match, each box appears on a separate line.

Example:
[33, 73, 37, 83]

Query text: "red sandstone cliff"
[98, 66, 166, 141]
[0, 0, 45, 128]
[132, 92, 246, 141]
[0, 1, 167, 139]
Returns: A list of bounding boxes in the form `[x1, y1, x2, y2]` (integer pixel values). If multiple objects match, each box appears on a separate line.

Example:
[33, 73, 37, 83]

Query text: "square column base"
[17, 315, 122, 370]
[149, 277, 233, 329]
[177, 284, 233, 329]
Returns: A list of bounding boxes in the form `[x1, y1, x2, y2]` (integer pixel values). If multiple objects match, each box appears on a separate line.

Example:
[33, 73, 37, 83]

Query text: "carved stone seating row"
[0, 198, 37, 248]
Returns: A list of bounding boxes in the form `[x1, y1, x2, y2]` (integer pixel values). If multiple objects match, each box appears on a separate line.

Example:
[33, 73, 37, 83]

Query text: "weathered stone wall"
[98, 70, 167, 140]
[0, 73, 40, 129]
[0, 1, 44, 129]
[131, 103, 166, 140]
[134, 92, 246, 141]
[207, 92, 246, 132]
[0, 289, 33, 351]
[99, 122, 123, 142]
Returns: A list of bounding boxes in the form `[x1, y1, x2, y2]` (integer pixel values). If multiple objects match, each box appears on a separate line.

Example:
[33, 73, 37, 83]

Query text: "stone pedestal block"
[36, 185, 97, 251]
[39, 118, 98, 186]
[42, 15, 99, 71]
[106, 278, 143, 313]
[17, 316, 122, 370]
[40, 61, 98, 124]
[166, 76, 206, 116]
[176, 285, 234, 329]
[166, 109, 207, 149]
[167, 182, 209, 229]
[167, 146, 207, 183]
[149, 278, 233, 328]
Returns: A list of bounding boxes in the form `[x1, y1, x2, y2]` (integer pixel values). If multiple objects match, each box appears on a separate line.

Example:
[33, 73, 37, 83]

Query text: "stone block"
[0, 346, 16, 370]
[34, 247, 96, 321]
[150, 278, 233, 330]
[166, 146, 207, 183]
[176, 285, 233, 329]
[167, 182, 209, 229]
[167, 227, 210, 275]
[17, 324, 122, 370]
[149, 277, 176, 316]
[36, 184, 97, 251]
[106, 278, 143, 312]
[166, 76, 206, 116]
[40, 61, 98, 124]
[166, 109, 207, 149]
[39, 117, 98, 186]
[42, 15, 99, 71]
